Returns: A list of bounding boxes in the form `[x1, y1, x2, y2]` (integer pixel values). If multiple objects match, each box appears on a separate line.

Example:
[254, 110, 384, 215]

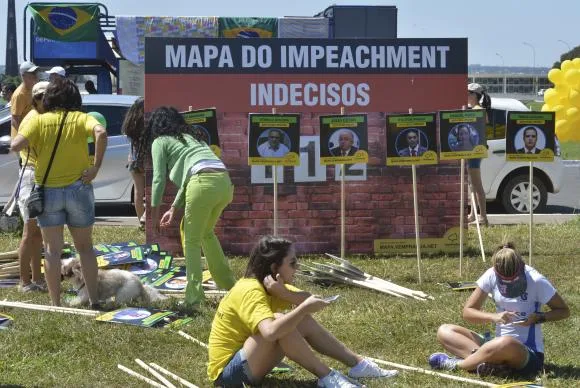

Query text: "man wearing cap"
[10, 61, 39, 140]
[45, 66, 66, 82]
[428, 242, 569, 378]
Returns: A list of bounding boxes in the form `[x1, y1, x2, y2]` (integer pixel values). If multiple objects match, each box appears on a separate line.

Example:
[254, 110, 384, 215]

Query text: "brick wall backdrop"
[145, 112, 462, 256]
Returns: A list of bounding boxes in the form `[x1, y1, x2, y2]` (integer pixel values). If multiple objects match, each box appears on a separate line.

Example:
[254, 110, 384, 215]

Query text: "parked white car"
[481, 98, 564, 213]
[0, 94, 139, 207]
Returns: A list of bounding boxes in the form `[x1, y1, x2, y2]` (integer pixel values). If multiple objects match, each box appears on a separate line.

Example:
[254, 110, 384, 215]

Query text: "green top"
[151, 134, 219, 208]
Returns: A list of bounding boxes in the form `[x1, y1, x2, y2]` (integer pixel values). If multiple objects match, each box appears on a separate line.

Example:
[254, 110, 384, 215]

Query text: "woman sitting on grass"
[208, 235, 398, 387]
[429, 242, 570, 377]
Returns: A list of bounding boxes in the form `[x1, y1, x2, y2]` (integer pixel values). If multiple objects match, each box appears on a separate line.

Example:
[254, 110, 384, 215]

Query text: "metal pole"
[523, 42, 536, 94]
[557, 39, 571, 52]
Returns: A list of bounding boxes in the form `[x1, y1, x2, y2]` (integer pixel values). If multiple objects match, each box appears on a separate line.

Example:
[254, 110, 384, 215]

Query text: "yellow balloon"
[555, 119, 568, 136]
[553, 104, 566, 120]
[558, 124, 580, 141]
[548, 68, 563, 84]
[565, 69, 580, 86]
[543, 88, 559, 105]
[566, 107, 580, 123]
[573, 58, 580, 69]
[541, 103, 552, 112]
[561, 60, 574, 72]
[569, 89, 580, 107]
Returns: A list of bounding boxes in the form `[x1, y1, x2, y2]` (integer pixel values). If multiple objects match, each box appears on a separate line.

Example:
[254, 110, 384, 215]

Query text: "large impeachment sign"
[145, 38, 467, 112]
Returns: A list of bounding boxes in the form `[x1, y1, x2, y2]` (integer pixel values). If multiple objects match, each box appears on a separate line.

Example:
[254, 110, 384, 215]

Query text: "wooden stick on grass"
[149, 363, 199, 388]
[135, 359, 177, 388]
[0, 300, 101, 316]
[367, 356, 495, 387]
[117, 364, 167, 388]
[177, 330, 208, 349]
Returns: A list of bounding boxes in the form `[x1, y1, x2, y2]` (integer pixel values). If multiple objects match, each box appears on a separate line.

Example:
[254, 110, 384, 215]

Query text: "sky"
[0, 0, 577, 68]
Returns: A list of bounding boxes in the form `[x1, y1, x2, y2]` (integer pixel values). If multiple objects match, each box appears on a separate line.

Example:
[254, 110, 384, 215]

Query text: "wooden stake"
[271, 107, 279, 236]
[117, 364, 166, 388]
[0, 300, 101, 316]
[177, 330, 208, 349]
[470, 191, 486, 262]
[459, 158, 465, 277]
[135, 359, 177, 388]
[340, 106, 346, 259]
[367, 357, 495, 387]
[0, 251, 19, 261]
[149, 363, 199, 388]
[529, 162, 534, 266]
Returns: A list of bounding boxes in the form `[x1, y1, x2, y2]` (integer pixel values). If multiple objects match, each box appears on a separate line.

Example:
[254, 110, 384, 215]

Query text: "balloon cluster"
[543, 58, 580, 141]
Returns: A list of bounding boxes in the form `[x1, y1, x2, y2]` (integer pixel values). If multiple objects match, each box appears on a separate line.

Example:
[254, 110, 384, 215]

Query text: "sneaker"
[348, 359, 399, 379]
[19, 283, 40, 293]
[428, 353, 460, 371]
[476, 362, 512, 377]
[318, 370, 363, 388]
[34, 279, 48, 292]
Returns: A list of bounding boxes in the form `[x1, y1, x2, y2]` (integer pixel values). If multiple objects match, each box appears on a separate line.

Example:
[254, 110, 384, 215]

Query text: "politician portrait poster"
[386, 113, 437, 166]
[439, 109, 487, 160]
[319, 114, 368, 165]
[506, 112, 555, 162]
[248, 113, 300, 166]
[181, 108, 221, 157]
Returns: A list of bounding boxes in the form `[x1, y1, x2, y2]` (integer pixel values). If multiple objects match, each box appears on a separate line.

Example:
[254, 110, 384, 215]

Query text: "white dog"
[62, 258, 166, 306]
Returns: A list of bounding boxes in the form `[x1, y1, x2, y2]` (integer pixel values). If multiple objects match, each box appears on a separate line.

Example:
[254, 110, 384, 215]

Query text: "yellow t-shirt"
[18, 109, 39, 167]
[20, 111, 100, 188]
[10, 84, 33, 139]
[207, 278, 299, 381]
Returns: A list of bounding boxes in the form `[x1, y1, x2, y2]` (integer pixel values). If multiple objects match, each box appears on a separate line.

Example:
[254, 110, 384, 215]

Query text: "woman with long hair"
[466, 83, 491, 226]
[10, 78, 107, 307]
[147, 106, 235, 311]
[429, 242, 570, 378]
[121, 97, 146, 228]
[208, 235, 398, 387]
[14, 81, 49, 292]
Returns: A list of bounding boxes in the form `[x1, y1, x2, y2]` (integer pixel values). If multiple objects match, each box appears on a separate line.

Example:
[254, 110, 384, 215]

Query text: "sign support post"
[529, 162, 534, 266]
[272, 107, 278, 236]
[340, 107, 346, 259]
[408, 108, 422, 284]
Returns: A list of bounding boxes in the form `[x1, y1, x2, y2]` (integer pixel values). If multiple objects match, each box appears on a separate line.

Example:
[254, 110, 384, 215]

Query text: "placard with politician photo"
[439, 109, 487, 160]
[319, 114, 368, 165]
[506, 112, 555, 162]
[386, 113, 437, 166]
[180, 108, 222, 157]
[248, 113, 300, 166]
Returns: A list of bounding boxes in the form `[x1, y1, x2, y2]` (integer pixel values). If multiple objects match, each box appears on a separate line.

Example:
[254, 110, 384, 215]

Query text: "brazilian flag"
[29, 3, 100, 41]
[219, 17, 278, 38]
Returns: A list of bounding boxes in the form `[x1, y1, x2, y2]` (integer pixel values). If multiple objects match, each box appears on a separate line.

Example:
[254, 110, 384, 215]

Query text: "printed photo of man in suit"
[329, 130, 358, 156]
[516, 126, 542, 154]
[398, 129, 428, 157]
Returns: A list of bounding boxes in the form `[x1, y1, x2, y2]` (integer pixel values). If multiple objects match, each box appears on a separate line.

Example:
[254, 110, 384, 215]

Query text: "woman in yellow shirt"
[208, 236, 398, 387]
[11, 78, 107, 307]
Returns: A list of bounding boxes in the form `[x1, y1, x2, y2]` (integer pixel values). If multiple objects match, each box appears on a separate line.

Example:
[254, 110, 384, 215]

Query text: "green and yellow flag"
[29, 3, 100, 41]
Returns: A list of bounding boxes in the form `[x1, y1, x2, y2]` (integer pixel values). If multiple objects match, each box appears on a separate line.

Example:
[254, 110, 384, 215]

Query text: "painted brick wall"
[145, 112, 462, 256]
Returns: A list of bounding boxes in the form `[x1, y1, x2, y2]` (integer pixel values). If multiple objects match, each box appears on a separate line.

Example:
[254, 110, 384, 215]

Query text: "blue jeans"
[214, 349, 256, 387]
[518, 348, 544, 377]
[36, 180, 95, 228]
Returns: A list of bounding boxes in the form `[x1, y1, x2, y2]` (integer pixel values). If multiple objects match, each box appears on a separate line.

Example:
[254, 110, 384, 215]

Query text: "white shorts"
[16, 168, 36, 222]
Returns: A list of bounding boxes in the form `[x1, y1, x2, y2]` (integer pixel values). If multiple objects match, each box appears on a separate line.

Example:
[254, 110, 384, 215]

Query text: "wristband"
[536, 312, 546, 324]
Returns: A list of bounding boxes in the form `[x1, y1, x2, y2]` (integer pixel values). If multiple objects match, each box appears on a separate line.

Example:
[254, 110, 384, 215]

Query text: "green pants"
[180, 171, 235, 305]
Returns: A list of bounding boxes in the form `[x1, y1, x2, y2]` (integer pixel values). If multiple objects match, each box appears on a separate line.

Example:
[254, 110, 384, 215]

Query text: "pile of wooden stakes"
[0, 250, 20, 287]
[118, 359, 198, 388]
[298, 253, 433, 301]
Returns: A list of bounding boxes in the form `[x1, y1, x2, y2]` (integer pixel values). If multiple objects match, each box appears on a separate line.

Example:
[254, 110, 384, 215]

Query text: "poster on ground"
[506, 112, 555, 162]
[319, 114, 368, 165]
[439, 110, 487, 160]
[248, 113, 300, 166]
[386, 113, 437, 166]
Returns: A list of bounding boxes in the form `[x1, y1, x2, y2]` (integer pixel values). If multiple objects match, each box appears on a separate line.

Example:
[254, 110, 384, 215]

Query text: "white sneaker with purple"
[428, 352, 461, 371]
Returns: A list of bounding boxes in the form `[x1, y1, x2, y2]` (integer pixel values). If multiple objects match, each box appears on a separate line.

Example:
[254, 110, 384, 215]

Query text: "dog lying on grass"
[61, 258, 166, 306]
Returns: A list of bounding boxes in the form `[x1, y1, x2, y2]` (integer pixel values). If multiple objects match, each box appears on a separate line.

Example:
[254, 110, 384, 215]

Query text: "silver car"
[0, 94, 139, 206]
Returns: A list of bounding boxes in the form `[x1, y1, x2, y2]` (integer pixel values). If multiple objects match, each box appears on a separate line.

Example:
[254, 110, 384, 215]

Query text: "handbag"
[26, 112, 68, 219]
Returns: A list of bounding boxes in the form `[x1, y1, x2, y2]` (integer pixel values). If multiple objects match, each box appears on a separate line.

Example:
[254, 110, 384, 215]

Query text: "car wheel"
[501, 174, 548, 214]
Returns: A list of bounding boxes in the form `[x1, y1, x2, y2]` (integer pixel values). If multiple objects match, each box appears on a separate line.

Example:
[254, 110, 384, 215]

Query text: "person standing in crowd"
[208, 235, 399, 387]
[11, 61, 39, 140]
[429, 242, 570, 378]
[121, 97, 146, 228]
[147, 106, 235, 311]
[10, 78, 107, 307]
[84, 80, 98, 94]
[15, 81, 49, 292]
[45, 66, 66, 82]
[1, 83, 17, 107]
[466, 82, 491, 226]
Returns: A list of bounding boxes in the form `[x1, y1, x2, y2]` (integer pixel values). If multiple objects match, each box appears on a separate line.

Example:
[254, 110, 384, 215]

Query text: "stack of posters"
[96, 307, 193, 328]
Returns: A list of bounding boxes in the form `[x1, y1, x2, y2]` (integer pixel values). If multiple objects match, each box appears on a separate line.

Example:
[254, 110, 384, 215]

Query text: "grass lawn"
[561, 141, 580, 160]
[0, 220, 579, 387]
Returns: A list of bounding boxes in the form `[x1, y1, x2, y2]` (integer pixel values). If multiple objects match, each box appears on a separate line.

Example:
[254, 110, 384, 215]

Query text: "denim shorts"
[36, 180, 95, 228]
[518, 348, 544, 377]
[214, 349, 256, 387]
